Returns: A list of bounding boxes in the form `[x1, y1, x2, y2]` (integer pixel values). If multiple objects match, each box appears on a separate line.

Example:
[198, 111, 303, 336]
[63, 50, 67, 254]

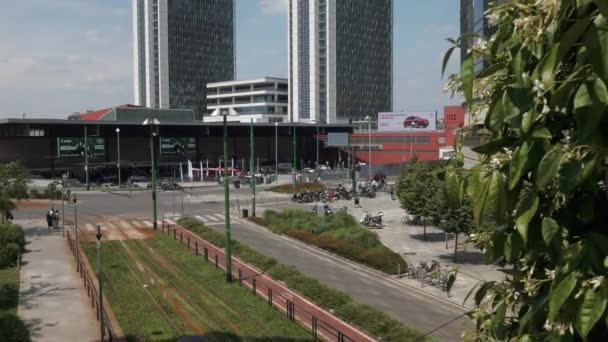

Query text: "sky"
[0, 0, 462, 119]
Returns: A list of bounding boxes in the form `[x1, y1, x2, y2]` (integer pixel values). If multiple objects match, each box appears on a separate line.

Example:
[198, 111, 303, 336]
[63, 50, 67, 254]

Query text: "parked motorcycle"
[323, 204, 333, 217]
[360, 211, 383, 228]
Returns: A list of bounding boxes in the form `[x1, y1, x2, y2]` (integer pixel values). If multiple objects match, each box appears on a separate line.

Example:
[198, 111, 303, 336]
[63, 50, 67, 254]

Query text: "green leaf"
[604, 256, 608, 269]
[557, 16, 593, 62]
[471, 137, 515, 154]
[509, 141, 529, 190]
[473, 175, 490, 226]
[445, 172, 460, 209]
[532, 44, 559, 85]
[461, 56, 474, 108]
[531, 128, 552, 139]
[576, 0, 592, 12]
[442, 46, 456, 78]
[575, 82, 593, 109]
[515, 191, 538, 243]
[504, 233, 523, 263]
[548, 272, 578, 320]
[519, 297, 548, 334]
[584, 16, 608, 79]
[512, 50, 525, 86]
[536, 147, 563, 189]
[575, 288, 608, 338]
[542, 217, 559, 246]
[560, 161, 583, 194]
[488, 170, 506, 223]
[474, 281, 496, 306]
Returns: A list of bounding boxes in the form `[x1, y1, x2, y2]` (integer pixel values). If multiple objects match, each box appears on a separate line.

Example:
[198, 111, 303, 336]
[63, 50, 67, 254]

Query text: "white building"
[288, 0, 393, 124]
[132, 0, 235, 120]
[205, 78, 289, 123]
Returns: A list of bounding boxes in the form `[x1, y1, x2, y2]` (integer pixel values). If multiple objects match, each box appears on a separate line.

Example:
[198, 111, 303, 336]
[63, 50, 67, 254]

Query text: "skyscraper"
[132, 0, 235, 119]
[288, 0, 393, 124]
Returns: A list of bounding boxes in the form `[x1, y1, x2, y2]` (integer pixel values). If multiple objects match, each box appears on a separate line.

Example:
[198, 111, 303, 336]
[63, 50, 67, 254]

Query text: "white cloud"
[423, 24, 457, 35]
[258, 0, 288, 15]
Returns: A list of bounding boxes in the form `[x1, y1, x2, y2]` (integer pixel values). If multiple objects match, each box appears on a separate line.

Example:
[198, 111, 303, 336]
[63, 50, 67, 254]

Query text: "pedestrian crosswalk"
[193, 213, 225, 224]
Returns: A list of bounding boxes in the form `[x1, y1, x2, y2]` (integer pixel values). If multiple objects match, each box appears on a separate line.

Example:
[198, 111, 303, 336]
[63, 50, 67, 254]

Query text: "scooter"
[360, 211, 383, 228]
[323, 204, 333, 217]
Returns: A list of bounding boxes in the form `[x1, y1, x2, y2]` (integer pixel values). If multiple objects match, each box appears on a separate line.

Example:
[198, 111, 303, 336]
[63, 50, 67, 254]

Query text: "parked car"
[403, 116, 429, 128]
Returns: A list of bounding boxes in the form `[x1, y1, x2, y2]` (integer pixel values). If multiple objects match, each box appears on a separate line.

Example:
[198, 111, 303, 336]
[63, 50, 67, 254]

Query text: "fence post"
[268, 288, 273, 306]
[252, 279, 256, 295]
[187, 236, 190, 248]
[204, 248, 208, 260]
[338, 332, 344, 342]
[312, 316, 317, 339]
[238, 269, 242, 286]
[173, 228, 176, 240]
[180, 232, 183, 242]
[195, 242, 198, 255]
[215, 255, 218, 269]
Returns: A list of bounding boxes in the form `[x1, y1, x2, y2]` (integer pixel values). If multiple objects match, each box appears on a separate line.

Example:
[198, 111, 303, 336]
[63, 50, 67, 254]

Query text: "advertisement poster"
[160, 137, 197, 155]
[57, 137, 105, 157]
[378, 112, 436, 132]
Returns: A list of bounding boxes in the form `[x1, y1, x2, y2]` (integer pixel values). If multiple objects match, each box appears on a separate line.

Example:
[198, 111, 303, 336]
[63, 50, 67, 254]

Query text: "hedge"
[254, 209, 407, 275]
[177, 217, 431, 341]
[0, 224, 26, 251]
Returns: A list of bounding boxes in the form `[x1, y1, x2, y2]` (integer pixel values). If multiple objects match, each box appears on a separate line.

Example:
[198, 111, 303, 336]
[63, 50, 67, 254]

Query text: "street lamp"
[143, 118, 160, 230]
[116, 128, 121, 189]
[95, 224, 104, 341]
[211, 109, 238, 282]
[250, 119, 256, 217]
[275, 122, 278, 184]
[364, 115, 372, 178]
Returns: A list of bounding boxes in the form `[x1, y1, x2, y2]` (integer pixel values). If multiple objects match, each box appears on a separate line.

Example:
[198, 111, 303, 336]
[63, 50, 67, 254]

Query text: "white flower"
[590, 276, 605, 290]
[545, 268, 556, 280]
[487, 12, 500, 27]
[541, 104, 550, 114]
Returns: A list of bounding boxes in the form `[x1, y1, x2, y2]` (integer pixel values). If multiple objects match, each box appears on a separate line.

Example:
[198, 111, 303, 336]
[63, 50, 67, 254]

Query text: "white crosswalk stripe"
[130, 221, 144, 228]
[194, 215, 206, 223]
[164, 218, 176, 225]
[84, 223, 95, 233]
[119, 221, 133, 229]
[204, 214, 219, 222]
[142, 220, 153, 228]
[212, 213, 224, 221]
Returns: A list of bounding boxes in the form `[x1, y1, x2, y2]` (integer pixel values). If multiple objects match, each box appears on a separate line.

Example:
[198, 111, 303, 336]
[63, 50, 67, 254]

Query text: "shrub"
[0, 243, 20, 268]
[0, 224, 25, 251]
[0, 312, 31, 342]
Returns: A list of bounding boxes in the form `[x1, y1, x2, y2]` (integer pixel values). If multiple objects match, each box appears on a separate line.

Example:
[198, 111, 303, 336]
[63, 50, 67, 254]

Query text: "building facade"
[205, 78, 289, 123]
[288, 0, 393, 124]
[132, 0, 235, 119]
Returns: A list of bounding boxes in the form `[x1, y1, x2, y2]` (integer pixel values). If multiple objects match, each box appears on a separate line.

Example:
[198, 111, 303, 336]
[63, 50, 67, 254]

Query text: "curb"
[241, 218, 472, 312]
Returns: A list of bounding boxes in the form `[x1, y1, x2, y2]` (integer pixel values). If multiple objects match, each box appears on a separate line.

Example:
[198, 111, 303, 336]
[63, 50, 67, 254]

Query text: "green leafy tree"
[443, 0, 608, 340]
[0, 162, 29, 223]
[397, 159, 442, 240]
[438, 195, 474, 261]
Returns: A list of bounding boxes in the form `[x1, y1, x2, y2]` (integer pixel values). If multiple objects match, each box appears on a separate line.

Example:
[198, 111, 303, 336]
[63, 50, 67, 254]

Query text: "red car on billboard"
[403, 115, 429, 128]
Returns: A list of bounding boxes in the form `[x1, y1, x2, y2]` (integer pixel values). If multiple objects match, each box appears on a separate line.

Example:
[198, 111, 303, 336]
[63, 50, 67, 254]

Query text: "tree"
[438, 196, 474, 261]
[0, 162, 29, 223]
[443, 0, 608, 339]
[397, 159, 442, 240]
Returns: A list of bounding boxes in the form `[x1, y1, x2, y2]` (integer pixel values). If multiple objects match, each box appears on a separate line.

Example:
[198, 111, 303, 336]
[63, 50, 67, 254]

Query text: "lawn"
[253, 209, 407, 275]
[266, 182, 325, 194]
[178, 217, 432, 342]
[0, 268, 31, 341]
[82, 235, 312, 342]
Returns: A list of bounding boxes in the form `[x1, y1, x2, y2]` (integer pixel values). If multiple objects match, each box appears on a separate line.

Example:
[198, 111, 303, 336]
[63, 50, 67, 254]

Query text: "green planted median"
[82, 235, 312, 342]
[251, 209, 407, 275]
[178, 217, 431, 342]
[0, 268, 31, 342]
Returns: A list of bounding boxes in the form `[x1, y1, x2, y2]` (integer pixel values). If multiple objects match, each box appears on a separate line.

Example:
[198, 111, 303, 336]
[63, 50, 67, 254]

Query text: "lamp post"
[292, 123, 296, 194]
[143, 118, 160, 230]
[250, 119, 256, 217]
[84, 126, 90, 191]
[73, 194, 79, 272]
[116, 128, 121, 189]
[211, 110, 237, 282]
[275, 122, 278, 184]
[95, 224, 104, 341]
[316, 121, 319, 174]
[365, 115, 372, 178]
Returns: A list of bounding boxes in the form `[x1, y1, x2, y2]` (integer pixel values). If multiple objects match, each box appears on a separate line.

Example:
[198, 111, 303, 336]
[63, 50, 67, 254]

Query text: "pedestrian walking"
[53, 210, 60, 229]
[46, 209, 54, 230]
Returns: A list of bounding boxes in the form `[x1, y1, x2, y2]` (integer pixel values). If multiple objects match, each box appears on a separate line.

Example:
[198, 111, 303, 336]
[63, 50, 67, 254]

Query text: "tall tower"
[132, 0, 235, 119]
[288, 0, 393, 124]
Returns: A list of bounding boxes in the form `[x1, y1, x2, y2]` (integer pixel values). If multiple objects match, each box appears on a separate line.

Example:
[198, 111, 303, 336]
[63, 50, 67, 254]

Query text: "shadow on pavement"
[408, 231, 446, 242]
[438, 251, 486, 265]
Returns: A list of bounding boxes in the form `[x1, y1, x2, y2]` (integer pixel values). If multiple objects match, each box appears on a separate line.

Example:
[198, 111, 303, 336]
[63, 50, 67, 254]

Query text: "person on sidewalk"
[46, 209, 54, 230]
[53, 210, 60, 229]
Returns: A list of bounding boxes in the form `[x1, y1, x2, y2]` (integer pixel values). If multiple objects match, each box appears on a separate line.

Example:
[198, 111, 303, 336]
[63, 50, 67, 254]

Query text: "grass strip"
[178, 216, 433, 342]
[266, 182, 325, 194]
[0, 268, 31, 342]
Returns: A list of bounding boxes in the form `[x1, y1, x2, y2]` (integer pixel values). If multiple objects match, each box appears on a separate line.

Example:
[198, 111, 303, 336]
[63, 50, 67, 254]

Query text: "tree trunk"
[423, 218, 427, 241]
[454, 233, 459, 262]
[445, 231, 449, 249]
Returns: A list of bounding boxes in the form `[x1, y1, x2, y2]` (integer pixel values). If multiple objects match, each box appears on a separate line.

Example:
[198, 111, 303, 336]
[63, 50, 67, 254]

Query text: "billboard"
[378, 112, 436, 132]
[160, 137, 197, 155]
[327, 132, 349, 147]
[57, 137, 105, 158]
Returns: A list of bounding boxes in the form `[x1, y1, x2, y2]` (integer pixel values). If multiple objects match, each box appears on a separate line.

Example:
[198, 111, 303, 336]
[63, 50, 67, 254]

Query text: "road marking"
[164, 218, 176, 225]
[142, 220, 153, 228]
[212, 213, 224, 221]
[194, 215, 207, 223]
[204, 214, 218, 222]
[130, 221, 144, 228]
[84, 223, 95, 233]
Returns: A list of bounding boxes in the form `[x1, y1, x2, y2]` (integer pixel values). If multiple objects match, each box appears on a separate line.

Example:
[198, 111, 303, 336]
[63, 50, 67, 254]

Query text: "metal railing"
[65, 230, 124, 341]
[161, 221, 373, 342]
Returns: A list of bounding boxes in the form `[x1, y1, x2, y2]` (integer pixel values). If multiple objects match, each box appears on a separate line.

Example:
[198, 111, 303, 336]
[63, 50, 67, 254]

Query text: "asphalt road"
[15, 185, 470, 341]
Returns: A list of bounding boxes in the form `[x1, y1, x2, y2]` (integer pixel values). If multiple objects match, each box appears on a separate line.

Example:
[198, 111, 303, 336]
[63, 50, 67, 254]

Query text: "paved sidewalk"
[17, 219, 98, 342]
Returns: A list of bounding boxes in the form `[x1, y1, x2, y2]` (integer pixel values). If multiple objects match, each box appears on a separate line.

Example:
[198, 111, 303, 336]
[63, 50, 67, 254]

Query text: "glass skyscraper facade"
[133, 0, 234, 120]
[289, 0, 393, 124]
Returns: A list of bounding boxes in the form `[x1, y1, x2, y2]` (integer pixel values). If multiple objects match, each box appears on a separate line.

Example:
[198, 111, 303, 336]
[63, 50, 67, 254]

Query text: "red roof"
[80, 104, 141, 121]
